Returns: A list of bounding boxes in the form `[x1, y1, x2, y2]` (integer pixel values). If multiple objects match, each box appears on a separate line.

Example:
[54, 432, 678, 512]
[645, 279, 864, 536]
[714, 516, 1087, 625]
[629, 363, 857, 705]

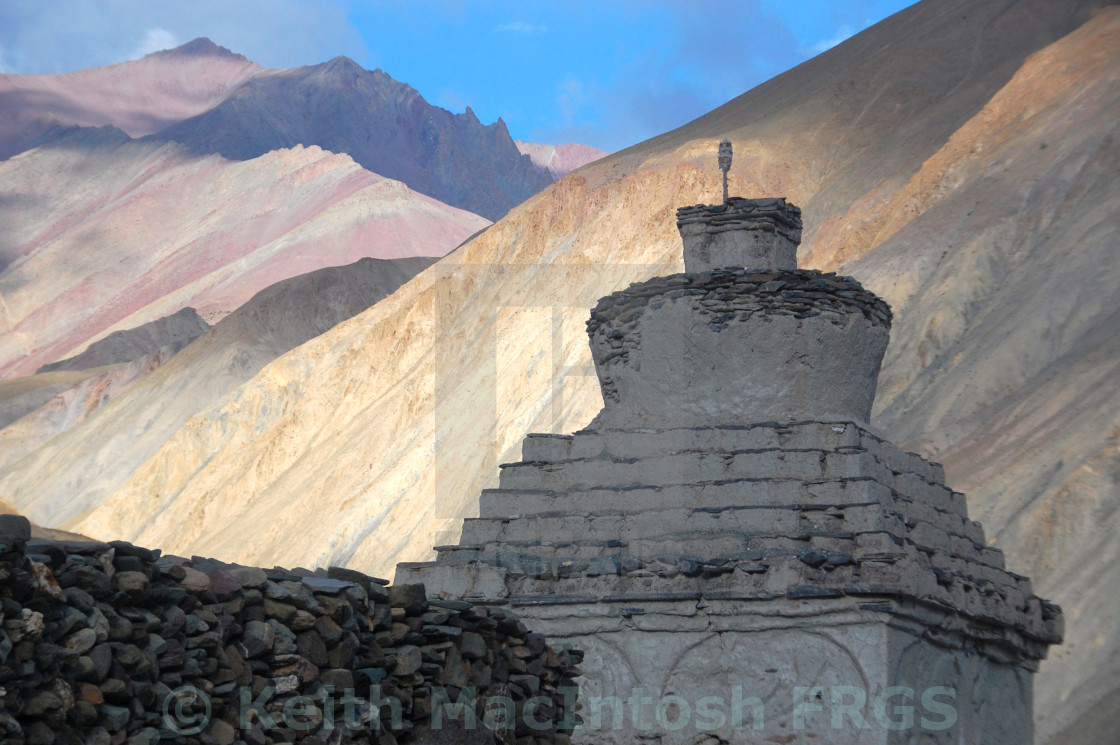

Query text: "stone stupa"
[398, 141, 1062, 744]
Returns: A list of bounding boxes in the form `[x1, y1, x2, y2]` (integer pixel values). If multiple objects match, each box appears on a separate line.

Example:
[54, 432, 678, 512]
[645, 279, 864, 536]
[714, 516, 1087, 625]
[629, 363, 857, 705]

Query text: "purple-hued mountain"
[0, 39, 260, 159]
[153, 54, 552, 220]
[0, 39, 565, 221]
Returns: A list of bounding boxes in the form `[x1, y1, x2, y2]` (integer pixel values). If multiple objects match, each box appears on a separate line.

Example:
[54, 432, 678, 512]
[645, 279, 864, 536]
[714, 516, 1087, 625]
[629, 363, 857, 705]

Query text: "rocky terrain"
[1, 39, 558, 221]
[0, 520, 581, 745]
[1, 0, 1117, 743]
[0, 256, 437, 525]
[0, 129, 487, 379]
[0, 349, 181, 475]
[157, 57, 552, 221]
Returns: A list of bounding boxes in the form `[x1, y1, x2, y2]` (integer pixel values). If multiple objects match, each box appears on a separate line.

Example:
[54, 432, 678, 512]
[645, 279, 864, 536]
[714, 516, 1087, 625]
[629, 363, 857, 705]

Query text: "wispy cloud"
[128, 27, 179, 60]
[557, 77, 588, 123]
[493, 21, 547, 34]
[532, 0, 803, 152]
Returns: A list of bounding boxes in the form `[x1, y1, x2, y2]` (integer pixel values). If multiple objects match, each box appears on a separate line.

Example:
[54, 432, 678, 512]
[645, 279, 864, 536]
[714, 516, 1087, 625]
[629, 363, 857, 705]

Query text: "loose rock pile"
[0, 524, 581, 745]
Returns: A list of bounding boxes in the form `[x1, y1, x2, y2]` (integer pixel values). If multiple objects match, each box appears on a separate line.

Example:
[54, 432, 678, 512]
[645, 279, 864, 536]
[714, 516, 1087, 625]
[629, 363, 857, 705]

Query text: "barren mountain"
[0, 127, 488, 378]
[2, 1, 1116, 743]
[0, 366, 117, 430]
[515, 141, 607, 178]
[37, 306, 209, 373]
[155, 56, 552, 220]
[2, 38, 592, 222]
[0, 349, 176, 472]
[0, 255, 436, 525]
[0, 38, 260, 159]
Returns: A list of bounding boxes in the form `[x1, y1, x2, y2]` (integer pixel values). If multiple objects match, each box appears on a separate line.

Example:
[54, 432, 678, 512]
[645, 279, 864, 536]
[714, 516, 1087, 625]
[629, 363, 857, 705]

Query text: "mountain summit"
[1, 38, 561, 220]
[154, 54, 551, 219]
[149, 37, 244, 59]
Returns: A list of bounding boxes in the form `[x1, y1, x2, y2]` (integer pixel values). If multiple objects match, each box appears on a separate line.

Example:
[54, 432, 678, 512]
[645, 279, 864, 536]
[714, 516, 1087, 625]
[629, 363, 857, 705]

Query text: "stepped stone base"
[398, 421, 1060, 744]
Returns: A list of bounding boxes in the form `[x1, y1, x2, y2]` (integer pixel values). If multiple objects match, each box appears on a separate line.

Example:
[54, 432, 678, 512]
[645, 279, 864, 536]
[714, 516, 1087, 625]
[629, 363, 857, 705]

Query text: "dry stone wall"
[0, 522, 581, 745]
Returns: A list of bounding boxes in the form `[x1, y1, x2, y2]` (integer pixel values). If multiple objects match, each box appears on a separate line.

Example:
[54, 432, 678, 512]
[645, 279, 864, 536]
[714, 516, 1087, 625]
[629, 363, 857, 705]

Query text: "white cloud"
[128, 27, 179, 61]
[494, 21, 547, 34]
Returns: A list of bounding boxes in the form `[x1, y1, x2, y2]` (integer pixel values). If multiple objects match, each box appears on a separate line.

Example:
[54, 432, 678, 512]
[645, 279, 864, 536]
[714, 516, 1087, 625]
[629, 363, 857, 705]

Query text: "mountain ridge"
[153, 54, 552, 220]
[0, 132, 488, 378]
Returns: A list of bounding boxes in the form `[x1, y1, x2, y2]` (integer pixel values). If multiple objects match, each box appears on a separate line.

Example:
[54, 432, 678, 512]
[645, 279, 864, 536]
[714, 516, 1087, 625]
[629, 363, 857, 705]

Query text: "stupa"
[398, 141, 1062, 744]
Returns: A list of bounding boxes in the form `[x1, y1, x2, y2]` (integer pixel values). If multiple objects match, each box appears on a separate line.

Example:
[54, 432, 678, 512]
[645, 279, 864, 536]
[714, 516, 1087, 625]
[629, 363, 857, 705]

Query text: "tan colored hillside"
[0, 255, 437, 529]
[1, 1, 1116, 742]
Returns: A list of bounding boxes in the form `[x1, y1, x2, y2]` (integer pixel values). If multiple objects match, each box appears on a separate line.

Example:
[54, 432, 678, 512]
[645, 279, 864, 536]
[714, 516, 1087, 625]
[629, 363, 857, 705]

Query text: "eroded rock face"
[155, 58, 552, 221]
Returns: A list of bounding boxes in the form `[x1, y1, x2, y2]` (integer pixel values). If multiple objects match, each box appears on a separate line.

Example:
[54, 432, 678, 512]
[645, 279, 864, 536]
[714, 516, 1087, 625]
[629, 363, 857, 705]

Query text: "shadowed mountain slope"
[1, 39, 588, 222]
[0, 128, 488, 378]
[155, 56, 552, 220]
[0, 39, 260, 160]
[37, 306, 209, 374]
[2, 1, 1117, 743]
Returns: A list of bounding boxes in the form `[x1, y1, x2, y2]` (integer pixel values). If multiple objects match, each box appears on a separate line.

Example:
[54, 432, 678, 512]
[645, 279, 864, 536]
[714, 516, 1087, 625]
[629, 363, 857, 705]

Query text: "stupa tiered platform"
[399, 188, 1062, 744]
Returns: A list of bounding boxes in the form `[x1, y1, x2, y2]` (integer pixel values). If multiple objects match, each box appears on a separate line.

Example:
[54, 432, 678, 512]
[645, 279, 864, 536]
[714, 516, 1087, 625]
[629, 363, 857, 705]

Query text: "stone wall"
[0, 524, 581, 745]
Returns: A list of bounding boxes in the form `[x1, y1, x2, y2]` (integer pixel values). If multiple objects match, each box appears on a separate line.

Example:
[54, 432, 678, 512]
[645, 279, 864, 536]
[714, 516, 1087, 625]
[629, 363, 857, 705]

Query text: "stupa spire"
[718, 138, 733, 203]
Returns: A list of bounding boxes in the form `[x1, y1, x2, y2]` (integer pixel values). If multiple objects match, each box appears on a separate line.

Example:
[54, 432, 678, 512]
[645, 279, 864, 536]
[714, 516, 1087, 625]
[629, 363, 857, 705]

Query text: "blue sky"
[0, 0, 917, 152]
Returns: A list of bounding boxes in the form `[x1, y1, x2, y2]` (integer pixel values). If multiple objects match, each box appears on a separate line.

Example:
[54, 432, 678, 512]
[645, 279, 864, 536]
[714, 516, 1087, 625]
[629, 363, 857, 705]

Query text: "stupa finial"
[717, 139, 733, 203]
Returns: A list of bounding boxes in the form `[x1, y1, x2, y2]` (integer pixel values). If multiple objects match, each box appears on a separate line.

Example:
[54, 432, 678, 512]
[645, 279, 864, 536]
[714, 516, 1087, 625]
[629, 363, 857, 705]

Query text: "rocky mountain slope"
[2, 38, 595, 222]
[2, 1, 1116, 743]
[515, 141, 607, 179]
[0, 348, 178, 472]
[0, 38, 261, 159]
[157, 56, 553, 221]
[0, 127, 487, 378]
[0, 367, 117, 430]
